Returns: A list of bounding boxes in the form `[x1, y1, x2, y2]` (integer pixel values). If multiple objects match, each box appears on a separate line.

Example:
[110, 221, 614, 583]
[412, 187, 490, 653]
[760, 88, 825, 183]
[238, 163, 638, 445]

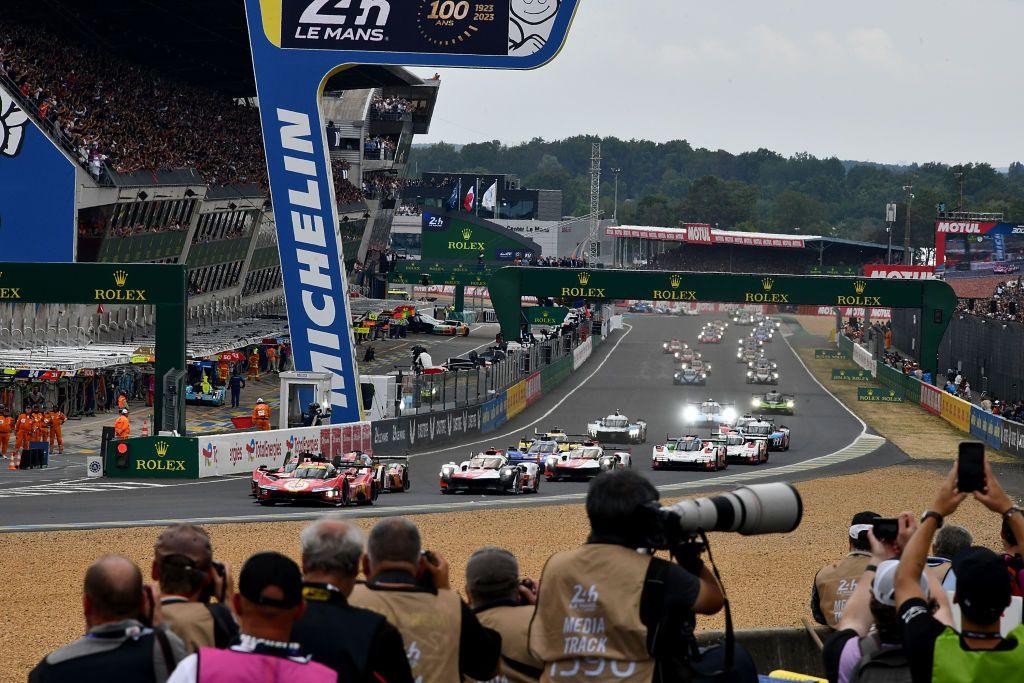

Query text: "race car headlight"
[700, 373, 707, 379]
[752, 398, 762, 407]
[259, 486, 272, 491]
[786, 400, 795, 408]
[674, 373, 680, 379]
[747, 371, 753, 377]
[440, 465, 455, 477]
[722, 407, 737, 423]
[312, 486, 333, 493]
[662, 342, 668, 349]
[772, 372, 779, 378]
[546, 456, 558, 467]
[683, 405, 699, 422]
[500, 467, 513, 479]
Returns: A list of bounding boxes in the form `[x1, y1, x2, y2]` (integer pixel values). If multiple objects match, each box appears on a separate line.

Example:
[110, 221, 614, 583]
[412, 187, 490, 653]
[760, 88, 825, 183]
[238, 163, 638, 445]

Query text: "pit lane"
[0, 313, 905, 530]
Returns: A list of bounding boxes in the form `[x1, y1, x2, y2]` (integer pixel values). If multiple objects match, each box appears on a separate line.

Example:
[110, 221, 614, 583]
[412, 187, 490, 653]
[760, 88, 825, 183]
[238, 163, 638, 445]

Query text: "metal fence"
[397, 333, 577, 414]
[893, 308, 1024, 402]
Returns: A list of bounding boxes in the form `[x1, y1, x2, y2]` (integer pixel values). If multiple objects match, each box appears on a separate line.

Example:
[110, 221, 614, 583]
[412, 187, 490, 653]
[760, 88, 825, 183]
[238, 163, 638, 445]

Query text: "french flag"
[463, 185, 475, 212]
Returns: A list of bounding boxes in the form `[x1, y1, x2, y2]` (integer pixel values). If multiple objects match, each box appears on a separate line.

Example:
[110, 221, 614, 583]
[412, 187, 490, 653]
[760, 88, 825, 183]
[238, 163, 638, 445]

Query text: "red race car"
[336, 451, 410, 497]
[255, 459, 360, 507]
[251, 453, 306, 496]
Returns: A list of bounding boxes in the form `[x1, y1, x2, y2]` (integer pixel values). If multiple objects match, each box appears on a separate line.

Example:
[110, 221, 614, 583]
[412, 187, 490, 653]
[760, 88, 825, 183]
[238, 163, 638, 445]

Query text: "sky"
[412, 0, 1024, 166]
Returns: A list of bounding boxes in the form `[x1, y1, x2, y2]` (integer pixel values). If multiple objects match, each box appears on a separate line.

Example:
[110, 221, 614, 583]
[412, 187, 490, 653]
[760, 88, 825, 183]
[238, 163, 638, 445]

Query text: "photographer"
[349, 517, 501, 681]
[528, 469, 757, 681]
[895, 461, 1024, 682]
[151, 524, 238, 652]
[465, 546, 544, 682]
[811, 511, 880, 628]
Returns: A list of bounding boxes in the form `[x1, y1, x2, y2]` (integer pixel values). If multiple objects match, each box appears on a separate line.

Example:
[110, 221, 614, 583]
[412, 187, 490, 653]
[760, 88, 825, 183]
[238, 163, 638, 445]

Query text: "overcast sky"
[413, 0, 1024, 166]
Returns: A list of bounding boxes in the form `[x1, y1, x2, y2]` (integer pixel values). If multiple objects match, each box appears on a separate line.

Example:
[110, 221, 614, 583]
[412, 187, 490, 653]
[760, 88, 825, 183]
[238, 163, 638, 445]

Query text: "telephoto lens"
[664, 482, 803, 536]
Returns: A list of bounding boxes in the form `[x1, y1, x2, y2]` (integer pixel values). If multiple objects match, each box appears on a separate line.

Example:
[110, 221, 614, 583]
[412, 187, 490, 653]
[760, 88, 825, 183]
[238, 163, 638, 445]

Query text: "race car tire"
[335, 483, 351, 507]
[531, 477, 540, 494]
[402, 469, 411, 492]
[258, 500, 274, 506]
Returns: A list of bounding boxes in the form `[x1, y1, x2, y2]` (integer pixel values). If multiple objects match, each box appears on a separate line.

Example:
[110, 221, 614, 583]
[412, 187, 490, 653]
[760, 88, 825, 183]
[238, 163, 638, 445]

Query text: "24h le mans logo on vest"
[95, 270, 147, 302]
[837, 280, 881, 306]
[652, 273, 697, 301]
[560, 271, 607, 298]
[447, 226, 485, 251]
[745, 277, 789, 303]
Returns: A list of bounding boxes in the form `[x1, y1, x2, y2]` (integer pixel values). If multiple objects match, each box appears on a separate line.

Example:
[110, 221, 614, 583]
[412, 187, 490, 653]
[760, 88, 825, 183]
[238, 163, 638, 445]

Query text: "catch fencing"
[841, 333, 1024, 459]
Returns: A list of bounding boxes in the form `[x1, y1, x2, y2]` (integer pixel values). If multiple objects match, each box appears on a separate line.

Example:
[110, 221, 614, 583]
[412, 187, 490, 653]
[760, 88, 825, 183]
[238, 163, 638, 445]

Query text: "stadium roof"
[9, 1, 427, 96]
[606, 224, 900, 252]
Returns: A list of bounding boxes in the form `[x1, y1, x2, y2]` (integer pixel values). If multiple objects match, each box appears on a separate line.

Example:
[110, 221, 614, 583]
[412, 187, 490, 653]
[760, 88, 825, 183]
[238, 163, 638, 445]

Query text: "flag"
[481, 181, 497, 211]
[463, 184, 475, 212]
[445, 179, 460, 210]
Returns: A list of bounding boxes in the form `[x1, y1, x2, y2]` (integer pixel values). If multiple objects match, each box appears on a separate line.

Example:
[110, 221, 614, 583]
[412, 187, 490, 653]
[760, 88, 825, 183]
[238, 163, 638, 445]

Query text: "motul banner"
[798, 305, 892, 319]
[864, 265, 937, 280]
[934, 220, 1024, 270]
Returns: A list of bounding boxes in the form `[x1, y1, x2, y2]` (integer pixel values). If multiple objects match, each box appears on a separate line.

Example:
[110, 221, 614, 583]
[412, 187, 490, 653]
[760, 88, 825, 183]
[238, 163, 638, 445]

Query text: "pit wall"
[836, 334, 1024, 457]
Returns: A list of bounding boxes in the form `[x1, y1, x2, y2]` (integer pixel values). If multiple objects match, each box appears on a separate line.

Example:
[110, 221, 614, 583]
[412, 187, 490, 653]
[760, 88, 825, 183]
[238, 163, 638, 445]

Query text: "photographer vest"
[815, 551, 871, 628]
[349, 582, 462, 683]
[529, 544, 655, 682]
[477, 604, 544, 682]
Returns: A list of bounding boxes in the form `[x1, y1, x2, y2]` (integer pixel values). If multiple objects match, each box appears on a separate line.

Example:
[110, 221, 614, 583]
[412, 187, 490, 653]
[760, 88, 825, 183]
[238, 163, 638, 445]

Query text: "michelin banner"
[198, 421, 371, 477]
[0, 85, 76, 262]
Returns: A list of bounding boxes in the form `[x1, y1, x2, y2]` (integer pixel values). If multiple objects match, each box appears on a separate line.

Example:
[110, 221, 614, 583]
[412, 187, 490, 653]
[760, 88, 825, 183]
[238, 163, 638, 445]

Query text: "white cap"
[872, 559, 929, 606]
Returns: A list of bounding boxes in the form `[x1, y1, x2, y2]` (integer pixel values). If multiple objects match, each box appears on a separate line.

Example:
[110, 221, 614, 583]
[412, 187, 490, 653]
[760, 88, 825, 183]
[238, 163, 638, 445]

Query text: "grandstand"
[607, 224, 903, 274]
[0, 3, 439, 355]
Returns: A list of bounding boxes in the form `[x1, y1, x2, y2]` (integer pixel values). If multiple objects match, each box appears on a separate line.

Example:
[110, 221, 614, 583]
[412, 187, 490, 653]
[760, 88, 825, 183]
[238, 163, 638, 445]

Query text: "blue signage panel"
[243, 0, 578, 423]
[970, 405, 1003, 450]
[422, 212, 450, 232]
[0, 86, 76, 262]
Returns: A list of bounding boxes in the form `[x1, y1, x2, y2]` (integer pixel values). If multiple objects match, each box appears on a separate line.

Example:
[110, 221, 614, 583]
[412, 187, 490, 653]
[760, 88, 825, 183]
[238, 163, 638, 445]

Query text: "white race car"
[544, 443, 632, 481]
[675, 347, 702, 364]
[439, 449, 541, 494]
[663, 339, 685, 354]
[682, 399, 738, 427]
[734, 415, 791, 451]
[586, 411, 647, 444]
[746, 358, 780, 385]
[713, 431, 769, 465]
[651, 436, 727, 471]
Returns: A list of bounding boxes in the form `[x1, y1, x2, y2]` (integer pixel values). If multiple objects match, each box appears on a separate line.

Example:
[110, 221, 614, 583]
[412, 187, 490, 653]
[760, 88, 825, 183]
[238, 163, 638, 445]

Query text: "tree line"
[408, 135, 1024, 247]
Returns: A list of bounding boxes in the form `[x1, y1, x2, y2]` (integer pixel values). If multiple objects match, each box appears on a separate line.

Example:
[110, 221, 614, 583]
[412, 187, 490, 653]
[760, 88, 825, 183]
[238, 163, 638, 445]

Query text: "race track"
[0, 314, 904, 530]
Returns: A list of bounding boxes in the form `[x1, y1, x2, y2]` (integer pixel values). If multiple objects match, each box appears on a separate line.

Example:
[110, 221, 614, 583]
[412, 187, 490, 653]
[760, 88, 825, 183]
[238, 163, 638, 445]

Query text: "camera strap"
[698, 529, 734, 675]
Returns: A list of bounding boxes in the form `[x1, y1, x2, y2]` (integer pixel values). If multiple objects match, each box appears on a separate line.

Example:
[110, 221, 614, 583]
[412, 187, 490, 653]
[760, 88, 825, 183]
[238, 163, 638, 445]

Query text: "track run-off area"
[0, 313, 906, 531]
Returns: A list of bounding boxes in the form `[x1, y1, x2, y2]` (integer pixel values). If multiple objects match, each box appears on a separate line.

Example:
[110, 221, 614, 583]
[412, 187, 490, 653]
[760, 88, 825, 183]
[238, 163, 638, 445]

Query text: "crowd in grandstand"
[642, 244, 872, 275]
[109, 220, 188, 239]
[955, 279, 1024, 325]
[369, 95, 414, 119]
[362, 174, 404, 200]
[531, 255, 589, 268]
[364, 135, 398, 159]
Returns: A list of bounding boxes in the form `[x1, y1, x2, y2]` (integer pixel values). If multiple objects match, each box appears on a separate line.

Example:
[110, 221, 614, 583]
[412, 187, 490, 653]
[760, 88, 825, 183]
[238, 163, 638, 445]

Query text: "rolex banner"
[831, 368, 872, 381]
[105, 436, 199, 479]
[857, 387, 904, 403]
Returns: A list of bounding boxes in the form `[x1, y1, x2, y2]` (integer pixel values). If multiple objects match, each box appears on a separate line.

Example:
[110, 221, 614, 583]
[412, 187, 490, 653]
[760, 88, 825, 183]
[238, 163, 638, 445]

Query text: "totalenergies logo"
[201, 442, 217, 462]
[286, 436, 296, 452]
[245, 439, 257, 455]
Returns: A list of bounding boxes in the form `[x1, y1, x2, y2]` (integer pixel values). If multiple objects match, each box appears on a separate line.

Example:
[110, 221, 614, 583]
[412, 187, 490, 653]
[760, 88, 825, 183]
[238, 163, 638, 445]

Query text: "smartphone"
[958, 442, 986, 493]
[872, 518, 899, 543]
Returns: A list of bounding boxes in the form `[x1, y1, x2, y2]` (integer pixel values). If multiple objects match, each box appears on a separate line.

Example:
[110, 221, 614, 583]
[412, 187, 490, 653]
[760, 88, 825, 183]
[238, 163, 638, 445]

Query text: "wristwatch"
[1002, 506, 1023, 521]
[920, 510, 944, 528]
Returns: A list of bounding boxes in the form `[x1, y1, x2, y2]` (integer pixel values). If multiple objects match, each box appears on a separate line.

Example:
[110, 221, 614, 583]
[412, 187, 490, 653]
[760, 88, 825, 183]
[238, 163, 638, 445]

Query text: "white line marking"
[411, 324, 635, 457]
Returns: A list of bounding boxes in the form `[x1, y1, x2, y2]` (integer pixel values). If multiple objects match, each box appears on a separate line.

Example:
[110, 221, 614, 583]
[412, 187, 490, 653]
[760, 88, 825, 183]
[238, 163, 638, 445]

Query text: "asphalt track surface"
[0, 314, 906, 531]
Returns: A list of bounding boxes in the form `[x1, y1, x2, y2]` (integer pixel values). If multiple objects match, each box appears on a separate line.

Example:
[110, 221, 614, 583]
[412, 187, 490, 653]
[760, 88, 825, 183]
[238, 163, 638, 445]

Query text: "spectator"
[167, 552, 335, 683]
[811, 511, 879, 629]
[292, 517, 413, 683]
[29, 555, 187, 683]
[528, 469, 757, 680]
[465, 547, 544, 682]
[928, 524, 973, 591]
[348, 517, 502, 681]
[1000, 516, 1024, 597]
[151, 524, 238, 653]
[895, 461, 1024, 682]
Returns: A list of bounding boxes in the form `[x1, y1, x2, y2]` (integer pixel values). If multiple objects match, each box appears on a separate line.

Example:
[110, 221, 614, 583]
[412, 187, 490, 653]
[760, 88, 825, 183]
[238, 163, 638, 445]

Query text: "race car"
[651, 436, 727, 471]
[679, 306, 700, 316]
[732, 312, 757, 325]
[675, 347, 702, 364]
[186, 384, 226, 407]
[698, 328, 722, 343]
[682, 399, 738, 427]
[751, 390, 796, 415]
[251, 453, 306, 496]
[628, 302, 653, 313]
[587, 410, 647, 444]
[255, 460, 355, 507]
[439, 449, 541, 495]
[709, 320, 729, 332]
[752, 326, 774, 343]
[673, 364, 707, 385]
[737, 345, 762, 364]
[662, 339, 685, 354]
[713, 431, 769, 465]
[994, 263, 1020, 274]
[746, 358, 780, 385]
[734, 415, 791, 451]
[544, 442, 631, 481]
[506, 438, 561, 469]
[336, 451, 410, 494]
[517, 428, 588, 453]
[409, 314, 469, 336]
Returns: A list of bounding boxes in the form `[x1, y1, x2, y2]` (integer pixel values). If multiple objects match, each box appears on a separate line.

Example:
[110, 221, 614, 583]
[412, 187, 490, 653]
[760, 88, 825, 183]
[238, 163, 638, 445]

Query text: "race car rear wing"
[373, 455, 409, 464]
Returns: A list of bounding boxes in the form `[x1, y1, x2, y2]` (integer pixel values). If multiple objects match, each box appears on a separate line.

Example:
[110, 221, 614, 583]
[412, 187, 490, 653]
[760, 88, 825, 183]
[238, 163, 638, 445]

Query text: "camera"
[637, 482, 803, 549]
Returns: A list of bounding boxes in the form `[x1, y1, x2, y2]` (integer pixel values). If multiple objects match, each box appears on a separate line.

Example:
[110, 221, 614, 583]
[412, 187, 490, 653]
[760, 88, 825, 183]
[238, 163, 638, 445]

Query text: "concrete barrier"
[697, 626, 829, 678]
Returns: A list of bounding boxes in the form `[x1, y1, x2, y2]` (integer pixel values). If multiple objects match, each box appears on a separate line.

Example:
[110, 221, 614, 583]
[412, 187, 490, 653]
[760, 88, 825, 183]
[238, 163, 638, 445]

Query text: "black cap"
[953, 546, 1012, 624]
[238, 552, 303, 609]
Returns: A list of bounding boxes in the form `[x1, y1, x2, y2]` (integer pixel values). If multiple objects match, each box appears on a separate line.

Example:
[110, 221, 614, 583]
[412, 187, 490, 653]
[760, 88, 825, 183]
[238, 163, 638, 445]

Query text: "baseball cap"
[871, 559, 928, 607]
[154, 523, 213, 567]
[239, 552, 303, 609]
[953, 546, 1012, 624]
[466, 546, 519, 597]
[849, 511, 880, 540]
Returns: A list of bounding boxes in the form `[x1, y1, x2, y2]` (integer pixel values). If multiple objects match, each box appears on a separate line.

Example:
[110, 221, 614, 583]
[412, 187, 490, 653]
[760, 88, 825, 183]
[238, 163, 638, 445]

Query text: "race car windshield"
[727, 435, 745, 445]
[701, 402, 719, 413]
[572, 447, 602, 459]
[676, 438, 702, 451]
[745, 425, 772, 436]
[294, 467, 332, 479]
[528, 441, 558, 454]
[470, 456, 504, 469]
[604, 417, 629, 428]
